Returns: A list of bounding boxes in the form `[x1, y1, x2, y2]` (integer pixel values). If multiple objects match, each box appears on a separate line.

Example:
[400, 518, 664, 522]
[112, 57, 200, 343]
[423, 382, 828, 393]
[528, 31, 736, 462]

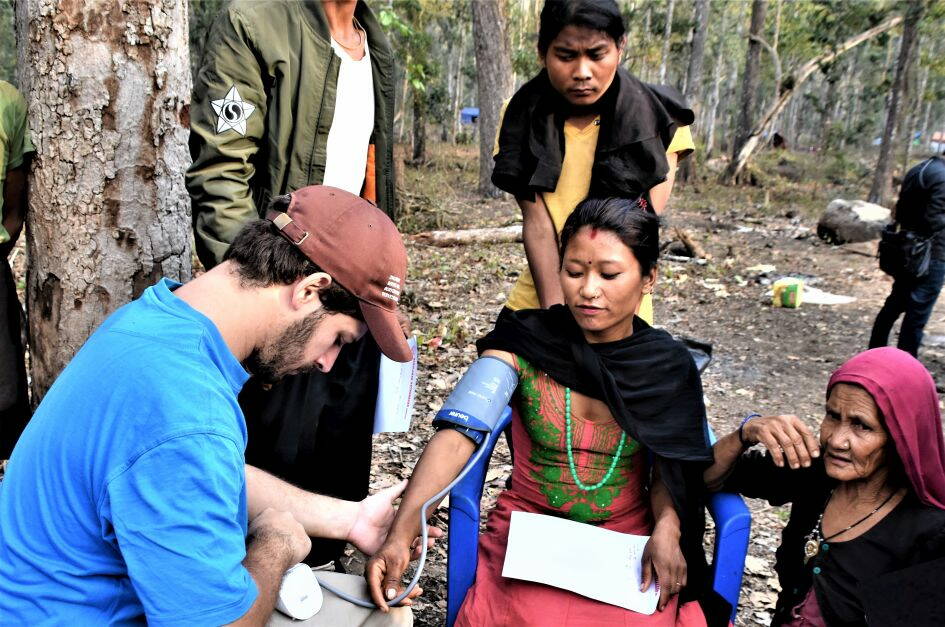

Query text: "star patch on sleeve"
[211, 85, 256, 136]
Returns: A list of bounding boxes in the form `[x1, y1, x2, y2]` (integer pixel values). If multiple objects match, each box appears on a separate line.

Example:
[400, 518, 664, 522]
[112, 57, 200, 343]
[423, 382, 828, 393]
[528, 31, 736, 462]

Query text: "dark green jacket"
[187, 0, 396, 268]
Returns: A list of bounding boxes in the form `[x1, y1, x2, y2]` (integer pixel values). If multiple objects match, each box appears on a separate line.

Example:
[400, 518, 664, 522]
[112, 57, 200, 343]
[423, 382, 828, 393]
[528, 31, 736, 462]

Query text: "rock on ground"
[816, 199, 891, 244]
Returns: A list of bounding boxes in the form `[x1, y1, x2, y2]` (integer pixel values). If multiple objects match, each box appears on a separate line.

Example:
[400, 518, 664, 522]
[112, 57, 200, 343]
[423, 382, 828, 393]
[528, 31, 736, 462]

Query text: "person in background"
[493, 0, 695, 324]
[187, 0, 398, 568]
[0, 79, 34, 460]
[869, 152, 945, 357]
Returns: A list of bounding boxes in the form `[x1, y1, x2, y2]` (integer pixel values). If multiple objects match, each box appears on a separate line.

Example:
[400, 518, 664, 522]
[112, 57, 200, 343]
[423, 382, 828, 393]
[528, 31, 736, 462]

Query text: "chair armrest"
[446, 407, 512, 627]
[708, 488, 751, 622]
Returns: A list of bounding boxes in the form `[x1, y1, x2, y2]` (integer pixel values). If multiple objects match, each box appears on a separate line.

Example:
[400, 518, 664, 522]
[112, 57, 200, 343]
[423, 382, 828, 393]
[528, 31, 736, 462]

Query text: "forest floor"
[8, 143, 945, 626]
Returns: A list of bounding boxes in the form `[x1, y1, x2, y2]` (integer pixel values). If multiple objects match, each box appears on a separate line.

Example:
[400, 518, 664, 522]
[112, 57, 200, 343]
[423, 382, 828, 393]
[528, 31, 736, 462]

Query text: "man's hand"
[248, 508, 311, 568]
[640, 522, 687, 612]
[346, 480, 443, 556]
[742, 414, 820, 469]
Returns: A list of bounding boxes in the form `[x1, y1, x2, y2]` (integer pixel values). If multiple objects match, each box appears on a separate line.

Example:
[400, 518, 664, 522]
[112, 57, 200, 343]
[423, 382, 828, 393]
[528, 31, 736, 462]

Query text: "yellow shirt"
[505, 121, 695, 324]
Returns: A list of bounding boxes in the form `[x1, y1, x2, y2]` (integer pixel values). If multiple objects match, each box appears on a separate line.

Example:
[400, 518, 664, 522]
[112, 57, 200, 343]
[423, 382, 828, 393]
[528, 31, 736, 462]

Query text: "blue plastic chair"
[445, 407, 750, 625]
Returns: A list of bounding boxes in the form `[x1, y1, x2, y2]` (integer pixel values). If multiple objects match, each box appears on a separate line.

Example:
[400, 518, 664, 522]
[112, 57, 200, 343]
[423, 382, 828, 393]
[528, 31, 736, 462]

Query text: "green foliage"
[189, 0, 226, 80]
[0, 0, 16, 86]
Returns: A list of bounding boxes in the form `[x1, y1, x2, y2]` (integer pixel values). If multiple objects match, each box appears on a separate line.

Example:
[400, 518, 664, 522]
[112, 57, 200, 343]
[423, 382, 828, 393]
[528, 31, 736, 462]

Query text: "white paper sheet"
[502, 511, 659, 615]
[372, 337, 418, 434]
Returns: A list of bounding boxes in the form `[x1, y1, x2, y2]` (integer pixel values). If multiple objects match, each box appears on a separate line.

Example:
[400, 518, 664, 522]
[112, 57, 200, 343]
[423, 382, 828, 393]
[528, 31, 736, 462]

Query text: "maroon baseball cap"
[266, 185, 412, 362]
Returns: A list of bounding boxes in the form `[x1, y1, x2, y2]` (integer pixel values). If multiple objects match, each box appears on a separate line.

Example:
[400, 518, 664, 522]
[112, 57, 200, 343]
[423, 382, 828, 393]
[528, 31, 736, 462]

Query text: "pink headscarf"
[827, 347, 945, 509]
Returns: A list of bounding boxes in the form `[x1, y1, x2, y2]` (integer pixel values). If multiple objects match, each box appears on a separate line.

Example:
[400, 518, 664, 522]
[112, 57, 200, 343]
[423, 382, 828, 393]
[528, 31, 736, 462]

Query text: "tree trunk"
[677, 0, 709, 184]
[902, 64, 927, 173]
[411, 92, 427, 164]
[722, 14, 904, 184]
[471, 0, 513, 198]
[449, 28, 467, 144]
[657, 0, 676, 84]
[16, 0, 192, 402]
[868, 0, 924, 205]
[725, 0, 768, 182]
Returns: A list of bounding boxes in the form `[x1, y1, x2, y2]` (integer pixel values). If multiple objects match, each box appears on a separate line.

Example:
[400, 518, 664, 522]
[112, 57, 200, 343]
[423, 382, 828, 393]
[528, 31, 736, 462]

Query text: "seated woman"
[366, 198, 730, 626]
[705, 347, 945, 626]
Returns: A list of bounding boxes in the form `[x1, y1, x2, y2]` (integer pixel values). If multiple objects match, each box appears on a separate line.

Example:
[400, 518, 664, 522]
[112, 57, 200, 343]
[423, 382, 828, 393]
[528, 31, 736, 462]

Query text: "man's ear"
[537, 46, 546, 68]
[292, 272, 332, 310]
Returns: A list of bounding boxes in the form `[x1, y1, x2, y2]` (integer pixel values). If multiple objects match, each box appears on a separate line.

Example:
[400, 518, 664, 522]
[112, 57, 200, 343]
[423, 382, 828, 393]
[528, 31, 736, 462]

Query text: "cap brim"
[360, 301, 413, 363]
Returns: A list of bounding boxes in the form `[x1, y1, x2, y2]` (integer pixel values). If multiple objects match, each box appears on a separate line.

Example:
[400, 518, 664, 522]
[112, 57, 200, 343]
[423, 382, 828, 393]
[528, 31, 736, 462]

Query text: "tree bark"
[657, 0, 676, 84]
[677, 0, 710, 184]
[869, 0, 925, 205]
[411, 92, 427, 164]
[471, 0, 513, 198]
[16, 0, 192, 401]
[722, 14, 904, 184]
[725, 0, 768, 182]
[449, 27, 467, 144]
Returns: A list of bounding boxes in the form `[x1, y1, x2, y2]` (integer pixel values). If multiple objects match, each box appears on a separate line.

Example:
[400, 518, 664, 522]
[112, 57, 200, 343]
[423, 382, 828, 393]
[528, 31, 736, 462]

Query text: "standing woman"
[494, 0, 694, 321]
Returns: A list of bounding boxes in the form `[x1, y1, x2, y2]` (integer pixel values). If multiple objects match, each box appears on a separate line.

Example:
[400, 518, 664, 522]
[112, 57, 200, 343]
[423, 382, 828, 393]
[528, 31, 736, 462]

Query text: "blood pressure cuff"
[432, 356, 518, 445]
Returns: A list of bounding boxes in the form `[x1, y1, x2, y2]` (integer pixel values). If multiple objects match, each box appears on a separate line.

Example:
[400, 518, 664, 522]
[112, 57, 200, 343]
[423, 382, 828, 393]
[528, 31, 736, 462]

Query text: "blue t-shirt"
[0, 279, 257, 625]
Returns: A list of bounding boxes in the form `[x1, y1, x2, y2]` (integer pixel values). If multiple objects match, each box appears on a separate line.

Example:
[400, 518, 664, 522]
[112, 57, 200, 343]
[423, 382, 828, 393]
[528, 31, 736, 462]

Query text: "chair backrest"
[445, 407, 750, 625]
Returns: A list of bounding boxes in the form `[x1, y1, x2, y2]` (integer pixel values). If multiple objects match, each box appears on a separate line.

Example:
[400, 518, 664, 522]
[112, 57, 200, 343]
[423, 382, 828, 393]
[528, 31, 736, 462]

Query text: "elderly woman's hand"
[742, 414, 820, 469]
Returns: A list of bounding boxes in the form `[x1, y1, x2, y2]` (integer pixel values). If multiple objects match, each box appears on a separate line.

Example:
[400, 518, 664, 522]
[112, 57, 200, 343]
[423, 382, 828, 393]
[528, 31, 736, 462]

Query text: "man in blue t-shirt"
[0, 186, 424, 624]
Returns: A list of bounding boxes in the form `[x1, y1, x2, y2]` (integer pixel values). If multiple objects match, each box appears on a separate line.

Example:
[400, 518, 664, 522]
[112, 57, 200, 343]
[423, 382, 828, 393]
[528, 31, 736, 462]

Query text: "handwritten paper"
[372, 337, 418, 434]
[502, 511, 659, 615]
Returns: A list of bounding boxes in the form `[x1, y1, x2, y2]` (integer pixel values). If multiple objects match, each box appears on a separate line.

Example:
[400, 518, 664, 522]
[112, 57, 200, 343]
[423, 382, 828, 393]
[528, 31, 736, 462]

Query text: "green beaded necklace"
[564, 387, 627, 491]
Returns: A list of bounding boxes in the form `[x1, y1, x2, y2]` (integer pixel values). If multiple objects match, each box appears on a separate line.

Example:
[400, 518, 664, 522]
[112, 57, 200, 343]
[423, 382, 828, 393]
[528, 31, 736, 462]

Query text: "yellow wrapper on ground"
[772, 278, 804, 308]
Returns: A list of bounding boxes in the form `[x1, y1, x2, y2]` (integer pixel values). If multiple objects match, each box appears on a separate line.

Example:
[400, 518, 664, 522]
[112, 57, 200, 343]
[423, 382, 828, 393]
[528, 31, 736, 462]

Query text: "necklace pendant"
[803, 538, 820, 563]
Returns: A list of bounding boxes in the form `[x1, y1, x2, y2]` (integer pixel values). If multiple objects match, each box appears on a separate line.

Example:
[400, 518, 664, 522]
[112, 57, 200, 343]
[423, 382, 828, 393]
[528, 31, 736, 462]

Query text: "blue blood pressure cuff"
[432, 356, 518, 445]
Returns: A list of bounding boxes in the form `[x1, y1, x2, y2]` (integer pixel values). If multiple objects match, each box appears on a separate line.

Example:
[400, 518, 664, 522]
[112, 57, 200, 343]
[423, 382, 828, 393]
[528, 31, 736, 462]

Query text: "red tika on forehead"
[589, 227, 598, 239]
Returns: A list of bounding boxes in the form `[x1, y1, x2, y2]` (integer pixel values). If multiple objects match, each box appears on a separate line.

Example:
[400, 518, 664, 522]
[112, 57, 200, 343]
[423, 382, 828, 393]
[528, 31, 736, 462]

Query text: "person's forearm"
[519, 197, 564, 308]
[226, 531, 295, 626]
[703, 431, 746, 492]
[385, 429, 476, 546]
[650, 467, 681, 539]
[649, 152, 678, 215]
[245, 465, 358, 541]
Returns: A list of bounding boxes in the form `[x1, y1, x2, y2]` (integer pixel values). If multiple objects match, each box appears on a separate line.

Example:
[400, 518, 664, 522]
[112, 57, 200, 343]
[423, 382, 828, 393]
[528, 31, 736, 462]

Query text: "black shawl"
[477, 306, 730, 625]
[492, 67, 694, 201]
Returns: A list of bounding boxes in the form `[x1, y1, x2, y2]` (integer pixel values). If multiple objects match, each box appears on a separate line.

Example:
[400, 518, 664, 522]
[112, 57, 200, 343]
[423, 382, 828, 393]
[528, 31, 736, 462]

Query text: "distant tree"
[724, 0, 768, 183]
[0, 1, 14, 84]
[722, 13, 904, 183]
[15, 0, 192, 400]
[471, 0, 513, 197]
[657, 0, 676, 84]
[677, 0, 710, 184]
[869, 0, 926, 206]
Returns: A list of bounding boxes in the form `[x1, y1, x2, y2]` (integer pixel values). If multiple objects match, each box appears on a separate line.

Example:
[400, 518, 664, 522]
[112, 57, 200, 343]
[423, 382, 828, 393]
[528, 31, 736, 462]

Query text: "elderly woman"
[705, 347, 945, 625]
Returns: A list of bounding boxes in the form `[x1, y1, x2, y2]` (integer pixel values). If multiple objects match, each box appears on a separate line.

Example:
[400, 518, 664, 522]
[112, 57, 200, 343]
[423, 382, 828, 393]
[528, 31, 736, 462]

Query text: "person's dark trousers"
[240, 335, 381, 567]
[0, 258, 31, 460]
[869, 259, 945, 357]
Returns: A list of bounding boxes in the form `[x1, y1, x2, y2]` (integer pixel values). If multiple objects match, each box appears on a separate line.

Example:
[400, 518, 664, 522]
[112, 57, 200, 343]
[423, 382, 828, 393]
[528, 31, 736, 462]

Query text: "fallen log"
[411, 225, 523, 247]
[674, 227, 710, 259]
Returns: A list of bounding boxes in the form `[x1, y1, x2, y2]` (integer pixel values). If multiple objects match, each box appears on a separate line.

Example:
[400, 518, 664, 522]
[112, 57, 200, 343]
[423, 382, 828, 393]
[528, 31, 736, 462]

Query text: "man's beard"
[244, 311, 327, 384]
